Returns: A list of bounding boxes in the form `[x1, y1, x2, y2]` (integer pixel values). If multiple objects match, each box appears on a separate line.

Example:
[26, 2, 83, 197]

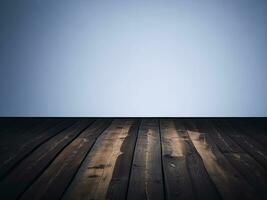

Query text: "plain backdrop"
[0, 0, 267, 117]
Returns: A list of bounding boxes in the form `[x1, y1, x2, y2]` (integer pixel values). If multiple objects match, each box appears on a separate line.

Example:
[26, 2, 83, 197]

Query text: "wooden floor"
[0, 118, 267, 200]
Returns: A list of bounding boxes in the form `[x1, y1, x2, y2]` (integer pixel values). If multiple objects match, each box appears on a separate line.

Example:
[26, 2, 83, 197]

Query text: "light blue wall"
[0, 0, 267, 117]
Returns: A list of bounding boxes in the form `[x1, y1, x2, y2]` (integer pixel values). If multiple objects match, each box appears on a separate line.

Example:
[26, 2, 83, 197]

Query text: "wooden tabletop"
[0, 118, 266, 200]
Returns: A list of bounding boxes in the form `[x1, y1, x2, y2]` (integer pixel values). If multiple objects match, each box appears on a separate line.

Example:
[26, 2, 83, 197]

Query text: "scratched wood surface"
[0, 118, 266, 200]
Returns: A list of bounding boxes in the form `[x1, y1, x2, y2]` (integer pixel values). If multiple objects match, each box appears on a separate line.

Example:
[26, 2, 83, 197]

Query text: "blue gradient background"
[0, 0, 267, 117]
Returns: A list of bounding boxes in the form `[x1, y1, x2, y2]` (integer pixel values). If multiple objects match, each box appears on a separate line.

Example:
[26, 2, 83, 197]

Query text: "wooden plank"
[164, 119, 220, 200]
[215, 120, 267, 169]
[0, 119, 75, 179]
[0, 118, 265, 200]
[205, 120, 244, 153]
[223, 153, 267, 199]
[127, 119, 164, 200]
[0, 119, 60, 170]
[203, 120, 246, 155]
[62, 119, 136, 200]
[20, 119, 112, 200]
[230, 119, 267, 148]
[208, 120, 267, 199]
[161, 119, 191, 199]
[186, 119, 260, 200]
[106, 120, 140, 200]
[0, 119, 93, 200]
[160, 119, 194, 199]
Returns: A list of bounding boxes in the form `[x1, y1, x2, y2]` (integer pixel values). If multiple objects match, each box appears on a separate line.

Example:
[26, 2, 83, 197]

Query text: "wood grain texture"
[0, 119, 74, 179]
[0, 119, 93, 200]
[229, 119, 267, 149]
[208, 120, 267, 199]
[186, 119, 260, 200]
[106, 120, 140, 200]
[127, 119, 165, 200]
[63, 119, 136, 200]
[215, 120, 267, 169]
[173, 119, 220, 200]
[0, 118, 266, 200]
[21, 119, 111, 200]
[160, 119, 195, 200]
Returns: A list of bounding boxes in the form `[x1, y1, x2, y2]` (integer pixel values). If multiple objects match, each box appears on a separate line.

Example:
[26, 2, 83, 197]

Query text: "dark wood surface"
[0, 118, 266, 200]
